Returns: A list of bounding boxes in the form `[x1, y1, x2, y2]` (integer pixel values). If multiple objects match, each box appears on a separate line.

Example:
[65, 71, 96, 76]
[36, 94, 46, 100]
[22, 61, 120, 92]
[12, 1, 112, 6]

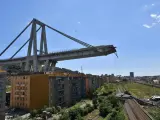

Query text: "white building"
[0, 71, 6, 120]
[153, 80, 160, 84]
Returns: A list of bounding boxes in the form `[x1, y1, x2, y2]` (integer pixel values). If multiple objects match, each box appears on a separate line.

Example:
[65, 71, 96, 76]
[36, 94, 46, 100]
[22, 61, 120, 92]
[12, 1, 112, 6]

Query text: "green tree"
[56, 106, 61, 112]
[69, 108, 81, 120]
[107, 95, 119, 107]
[30, 109, 38, 118]
[92, 98, 98, 109]
[75, 114, 84, 120]
[51, 107, 57, 114]
[37, 109, 43, 114]
[99, 101, 112, 117]
[45, 107, 52, 113]
[59, 111, 70, 120]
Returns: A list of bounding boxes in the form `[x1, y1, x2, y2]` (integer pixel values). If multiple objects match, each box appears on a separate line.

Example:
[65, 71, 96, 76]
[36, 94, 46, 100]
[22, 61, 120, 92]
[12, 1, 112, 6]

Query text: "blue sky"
[0, 0, 160, 76]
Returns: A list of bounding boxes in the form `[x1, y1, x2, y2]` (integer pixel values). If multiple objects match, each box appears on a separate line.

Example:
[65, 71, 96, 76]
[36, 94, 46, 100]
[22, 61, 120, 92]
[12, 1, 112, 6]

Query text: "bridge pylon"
[25, 19, 49, 72]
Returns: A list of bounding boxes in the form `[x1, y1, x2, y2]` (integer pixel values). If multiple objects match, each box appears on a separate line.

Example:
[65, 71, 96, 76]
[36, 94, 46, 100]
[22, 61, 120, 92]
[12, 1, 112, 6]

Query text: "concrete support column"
[40, 25, 48, 55]
[25, 21, 34, 71]
[44, 60, 49, 72]
[32, 21, 38, 72]
[48, 60, 57, 71]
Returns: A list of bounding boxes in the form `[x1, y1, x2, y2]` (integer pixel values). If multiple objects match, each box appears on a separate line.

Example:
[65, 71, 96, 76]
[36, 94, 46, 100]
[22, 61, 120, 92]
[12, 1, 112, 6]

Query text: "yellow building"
[10, 74, 49, 110]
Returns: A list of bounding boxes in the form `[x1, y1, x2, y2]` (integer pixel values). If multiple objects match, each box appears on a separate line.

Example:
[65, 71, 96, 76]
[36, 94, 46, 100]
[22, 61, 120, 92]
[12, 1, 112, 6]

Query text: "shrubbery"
[30, 109, 38, 118]
[99, 100, 113, 117]
[97, 94, 123, 118]
[59, 103, 94, 120]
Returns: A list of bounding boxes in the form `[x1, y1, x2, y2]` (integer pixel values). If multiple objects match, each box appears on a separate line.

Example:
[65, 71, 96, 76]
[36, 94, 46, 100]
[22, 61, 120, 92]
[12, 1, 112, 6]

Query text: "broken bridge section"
[0, 18, 117, 72]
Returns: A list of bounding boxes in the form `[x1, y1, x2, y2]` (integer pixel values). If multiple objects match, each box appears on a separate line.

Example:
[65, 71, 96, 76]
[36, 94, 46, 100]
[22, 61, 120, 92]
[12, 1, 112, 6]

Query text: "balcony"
[57, 85, 64, 91]
[58, 81, 65, 84]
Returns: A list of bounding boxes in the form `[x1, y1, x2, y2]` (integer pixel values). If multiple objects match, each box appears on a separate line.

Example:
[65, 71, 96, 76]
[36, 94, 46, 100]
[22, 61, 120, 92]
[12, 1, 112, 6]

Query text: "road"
[124, 99, 153, 120]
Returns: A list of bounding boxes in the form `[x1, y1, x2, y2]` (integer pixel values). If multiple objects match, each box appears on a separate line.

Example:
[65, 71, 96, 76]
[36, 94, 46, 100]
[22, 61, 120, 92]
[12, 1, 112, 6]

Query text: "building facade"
[48, 72, 86, 107]
[49, 75, 70, 107]
[10, 74, 49, 110]
[130, 72, 134, 78]
[0, 71, 6, 120]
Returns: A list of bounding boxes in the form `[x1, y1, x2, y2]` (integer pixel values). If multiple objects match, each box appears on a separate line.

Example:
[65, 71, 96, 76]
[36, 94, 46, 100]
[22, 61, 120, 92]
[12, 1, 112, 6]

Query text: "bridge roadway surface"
[0, 45, 116, 65]
[124, 99, 153, 120]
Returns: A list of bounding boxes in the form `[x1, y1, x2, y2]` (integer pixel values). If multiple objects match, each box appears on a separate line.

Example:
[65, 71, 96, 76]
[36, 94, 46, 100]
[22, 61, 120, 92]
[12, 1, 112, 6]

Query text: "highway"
[0, 45, 116, 65]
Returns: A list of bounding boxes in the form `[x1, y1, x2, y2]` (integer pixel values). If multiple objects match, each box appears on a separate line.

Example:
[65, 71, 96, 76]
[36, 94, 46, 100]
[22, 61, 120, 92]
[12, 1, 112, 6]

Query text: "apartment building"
[0, 71, 6, 120]
[10, 74, 49, 110]
[48, 72, 86, 107]
[69, 75, 86, 105]
[49, 74, 70, 107]
[86, 75, 99, 94]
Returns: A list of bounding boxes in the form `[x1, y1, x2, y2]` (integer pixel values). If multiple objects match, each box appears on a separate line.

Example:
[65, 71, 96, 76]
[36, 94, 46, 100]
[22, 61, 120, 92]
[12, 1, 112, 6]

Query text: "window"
[92, 80, 95, 84]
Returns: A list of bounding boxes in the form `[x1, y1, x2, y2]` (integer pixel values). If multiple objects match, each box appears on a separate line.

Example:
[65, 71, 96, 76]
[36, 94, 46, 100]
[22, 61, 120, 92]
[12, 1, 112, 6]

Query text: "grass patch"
[144, 106, 160, 120]
[124, 82, 160, 98]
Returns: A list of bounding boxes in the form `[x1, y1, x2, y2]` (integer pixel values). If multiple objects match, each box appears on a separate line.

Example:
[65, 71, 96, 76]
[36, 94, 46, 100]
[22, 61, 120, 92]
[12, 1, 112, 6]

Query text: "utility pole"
[81, 66, 83, 73]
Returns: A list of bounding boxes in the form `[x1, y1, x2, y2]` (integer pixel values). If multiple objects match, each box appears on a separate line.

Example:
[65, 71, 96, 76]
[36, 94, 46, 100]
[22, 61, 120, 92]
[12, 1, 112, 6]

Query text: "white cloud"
[150, 13, 160, 23]
[143, 24, 152, 28]
[144, 13, 160, 28]
[77, 22, 81, 24]
[150, 14, 157, 18]
[143, 3, 156, 11]
[143, 22, 157, 29]
[151, 4, 155, 6]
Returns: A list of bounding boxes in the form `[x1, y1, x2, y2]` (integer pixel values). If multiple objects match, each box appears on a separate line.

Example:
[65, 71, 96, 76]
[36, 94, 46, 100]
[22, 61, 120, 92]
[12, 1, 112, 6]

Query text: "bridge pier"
[25, 19, 48, 72]
[48, 60, 57, 71]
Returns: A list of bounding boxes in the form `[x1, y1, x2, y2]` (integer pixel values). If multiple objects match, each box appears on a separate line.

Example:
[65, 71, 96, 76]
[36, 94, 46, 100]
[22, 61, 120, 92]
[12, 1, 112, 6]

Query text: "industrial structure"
[0, 70, 6, 120]
[0, 18, 116, 73]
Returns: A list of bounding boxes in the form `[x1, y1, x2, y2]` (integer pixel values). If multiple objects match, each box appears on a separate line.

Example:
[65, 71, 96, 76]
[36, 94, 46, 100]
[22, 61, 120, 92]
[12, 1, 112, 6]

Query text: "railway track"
[124, 99, 153, 120]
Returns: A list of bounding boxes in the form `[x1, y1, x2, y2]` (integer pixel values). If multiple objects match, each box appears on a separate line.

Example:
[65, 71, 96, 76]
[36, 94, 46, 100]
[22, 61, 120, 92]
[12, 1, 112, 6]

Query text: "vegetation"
[124, 82, 160, 98]
[59, 102, 94, 120]
[6, 85, 11, 92]
[30, 109, 38, 118]
[94, 83, 117, 96]
[145, 107, 160, 120]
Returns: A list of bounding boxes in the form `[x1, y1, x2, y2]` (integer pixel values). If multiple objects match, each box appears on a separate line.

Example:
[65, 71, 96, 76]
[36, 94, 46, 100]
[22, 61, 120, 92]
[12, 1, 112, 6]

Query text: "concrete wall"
[30, 74, 49, 110]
